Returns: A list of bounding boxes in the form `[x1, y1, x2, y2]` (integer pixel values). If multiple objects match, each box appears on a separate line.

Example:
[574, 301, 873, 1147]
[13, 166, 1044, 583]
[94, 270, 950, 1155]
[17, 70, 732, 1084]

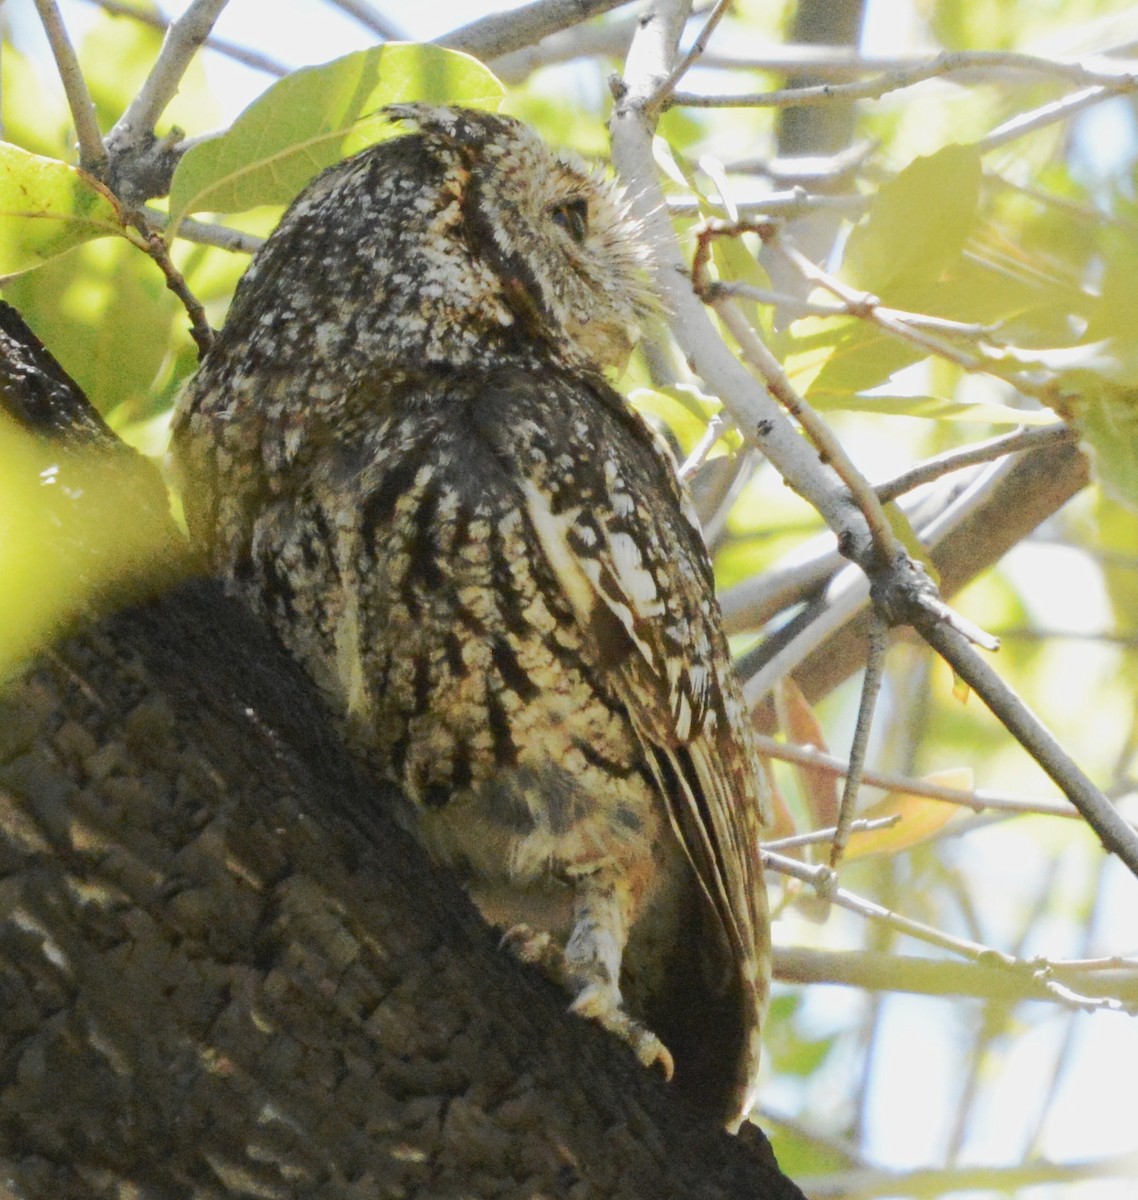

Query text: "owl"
[171, 105, 770, 1130]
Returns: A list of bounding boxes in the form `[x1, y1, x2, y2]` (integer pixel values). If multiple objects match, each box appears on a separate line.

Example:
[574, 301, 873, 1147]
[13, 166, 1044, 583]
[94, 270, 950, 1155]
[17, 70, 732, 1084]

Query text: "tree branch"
[667, 47, 1138, 108]
[74, 0, 289, 77]
[610, 2, 876, 563]
[32, 0, 107, 175]
[773, 947, 1138, 1005]
[764, 852, 1131, 1013]
[740, 437, 1090, 707]
[105, 0, 231, 177]
[919, 620, 1138, 878]
[753, 733, 1093, 822]
[438, 0, 637, 62]
[325, 0, 407, 40]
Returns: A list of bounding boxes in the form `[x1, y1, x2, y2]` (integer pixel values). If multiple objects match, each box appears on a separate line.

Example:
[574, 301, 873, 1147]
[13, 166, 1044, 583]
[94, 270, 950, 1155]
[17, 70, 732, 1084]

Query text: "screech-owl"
[171, 104, 770, 1129]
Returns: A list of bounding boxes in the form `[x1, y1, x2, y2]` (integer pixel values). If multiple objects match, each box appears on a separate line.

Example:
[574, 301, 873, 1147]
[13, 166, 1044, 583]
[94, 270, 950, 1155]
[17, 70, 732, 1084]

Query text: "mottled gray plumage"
[172, 105, 769, 1128]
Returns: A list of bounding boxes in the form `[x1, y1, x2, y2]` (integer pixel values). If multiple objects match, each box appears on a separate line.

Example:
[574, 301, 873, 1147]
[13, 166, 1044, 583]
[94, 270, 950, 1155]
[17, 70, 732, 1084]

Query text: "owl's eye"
[549, 197, 589, 243]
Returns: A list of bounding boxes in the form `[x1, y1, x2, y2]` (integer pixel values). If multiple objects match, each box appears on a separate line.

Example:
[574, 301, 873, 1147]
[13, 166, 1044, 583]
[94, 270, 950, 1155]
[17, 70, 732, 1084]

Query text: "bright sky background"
[12, 4, 1138, 1196]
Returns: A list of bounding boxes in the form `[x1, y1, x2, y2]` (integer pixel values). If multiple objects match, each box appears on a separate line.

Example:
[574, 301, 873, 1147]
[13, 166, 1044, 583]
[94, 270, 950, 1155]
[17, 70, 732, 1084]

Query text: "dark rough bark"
[0, 315, 806, 1197]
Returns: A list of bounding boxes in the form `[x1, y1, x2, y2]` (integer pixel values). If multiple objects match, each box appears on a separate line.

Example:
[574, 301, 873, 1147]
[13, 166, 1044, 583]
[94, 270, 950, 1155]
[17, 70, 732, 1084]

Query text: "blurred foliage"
[0, 415, 186, 680]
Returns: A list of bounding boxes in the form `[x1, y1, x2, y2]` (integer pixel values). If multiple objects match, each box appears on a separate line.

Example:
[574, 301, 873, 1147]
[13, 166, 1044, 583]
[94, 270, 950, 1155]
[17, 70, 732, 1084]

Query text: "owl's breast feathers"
[247, 362, 768, 1125]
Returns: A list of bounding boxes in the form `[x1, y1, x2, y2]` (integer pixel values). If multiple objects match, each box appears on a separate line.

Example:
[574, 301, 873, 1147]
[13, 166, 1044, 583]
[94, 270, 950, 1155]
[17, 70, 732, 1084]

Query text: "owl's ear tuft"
[383, 102, 449, 131]
[383, 103, 511, 151]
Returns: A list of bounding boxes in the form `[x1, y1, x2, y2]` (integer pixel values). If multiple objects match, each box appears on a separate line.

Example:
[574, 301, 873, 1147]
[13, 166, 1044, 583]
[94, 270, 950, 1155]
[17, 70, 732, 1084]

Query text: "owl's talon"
[571, 983, 675, 1080]
[502, 926, 675, 1078]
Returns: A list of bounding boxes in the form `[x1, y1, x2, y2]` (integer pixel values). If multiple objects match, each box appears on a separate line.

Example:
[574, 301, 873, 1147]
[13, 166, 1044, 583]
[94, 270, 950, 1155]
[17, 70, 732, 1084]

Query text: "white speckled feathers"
[171, 104, 769, 1129]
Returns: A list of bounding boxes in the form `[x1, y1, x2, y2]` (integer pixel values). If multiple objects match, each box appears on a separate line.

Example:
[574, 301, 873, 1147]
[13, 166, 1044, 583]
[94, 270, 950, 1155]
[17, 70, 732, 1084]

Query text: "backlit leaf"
[774, 678, 838, 831]
[841, 144, 982, 297]
[844, 769, 973, 859]
[0, 144, 126, 275]
[168, 44, 504, 234]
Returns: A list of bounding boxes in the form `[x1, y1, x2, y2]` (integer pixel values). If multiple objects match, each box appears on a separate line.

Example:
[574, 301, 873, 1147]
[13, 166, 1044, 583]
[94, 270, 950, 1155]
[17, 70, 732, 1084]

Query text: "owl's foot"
[570, 983, 675, 1079]
[499, 872, 676, 1080]
[500, 923, 563, 974]
[501, 923, 674, 1078]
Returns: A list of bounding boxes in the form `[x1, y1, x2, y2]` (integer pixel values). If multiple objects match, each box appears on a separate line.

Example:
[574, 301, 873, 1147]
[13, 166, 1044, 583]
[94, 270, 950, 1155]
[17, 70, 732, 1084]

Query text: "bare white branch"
[107, 0, 231, 157]
[438, 0, 636, 62]
[668, 48, 1138, 109]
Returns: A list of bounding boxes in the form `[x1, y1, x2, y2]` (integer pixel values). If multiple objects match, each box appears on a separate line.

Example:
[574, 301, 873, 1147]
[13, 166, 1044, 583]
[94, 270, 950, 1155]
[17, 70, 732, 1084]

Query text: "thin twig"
[797, 1155, 1138, 1200]
[712, 276, 1000, 336]
[33, 0, 107, 175]
[999, 627, 1138, 647]
[693, 221, 900, 569]
[831, 614, 887, 866]
[143, 206, 263, 254]
[648, 0, 731, 113]
[773, 947, 1138, 1005]
[875, 426, 1076, 503]
[755, 224, 1074, 407]
[74, 0, 289, 77]
[492, 12, 643, 82]
[921, 620, 1138, 880]
[765, 814, 901, 852]
[324, 0, 407, 39]
[106, 0, 231, 157]
[667, 48, 1138, 109]
[764, 849, 1129, 1013]
[764, 227, 1000, 370]
[977, 84, 1110, 152]
[695, 45, 1138, 81]
[752, 733, 1094, 821]
[678, 412, 726, 480]
[128, 215, 213, 356]
[666, 191, 869, 219]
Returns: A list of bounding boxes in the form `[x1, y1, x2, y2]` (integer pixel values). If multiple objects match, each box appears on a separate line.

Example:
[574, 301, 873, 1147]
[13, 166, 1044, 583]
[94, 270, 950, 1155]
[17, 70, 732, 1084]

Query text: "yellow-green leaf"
[844, 769, 972, 859]
[841, 144, 982, 297]
[833, 391, 1059, 425]
[0, 144, 126, 275]
[167, 44, 504, 234]
[1074, 387, 1138, 512]
[0, 417, 181, 678]
[628, 385, 725, 458]
[774, 678, 838, 831]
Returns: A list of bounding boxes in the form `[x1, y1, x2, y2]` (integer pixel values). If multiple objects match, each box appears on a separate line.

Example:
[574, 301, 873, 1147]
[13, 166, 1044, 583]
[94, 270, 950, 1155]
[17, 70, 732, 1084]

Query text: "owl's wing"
[519, 434, 770, 1025]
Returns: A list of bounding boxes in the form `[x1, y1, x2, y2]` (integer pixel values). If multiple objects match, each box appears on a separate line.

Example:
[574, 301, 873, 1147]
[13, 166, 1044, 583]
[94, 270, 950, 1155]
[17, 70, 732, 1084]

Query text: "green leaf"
[167, 44, 504, 233]
[801, 324, 921, 405]
[628, 384, 728, 458]
[0, 144, 127, 275]
[832, 391, 1059, 425]
[1, 237, 184, 422]
[841, 143, 982, 297]
[1075, 387, 1138, 512]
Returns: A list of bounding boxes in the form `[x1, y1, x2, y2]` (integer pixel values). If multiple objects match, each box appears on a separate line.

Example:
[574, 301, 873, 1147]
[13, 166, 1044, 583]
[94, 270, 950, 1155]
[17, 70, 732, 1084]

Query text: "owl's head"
[383, 104, 655, 369]
[218, 105, 655, 380]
